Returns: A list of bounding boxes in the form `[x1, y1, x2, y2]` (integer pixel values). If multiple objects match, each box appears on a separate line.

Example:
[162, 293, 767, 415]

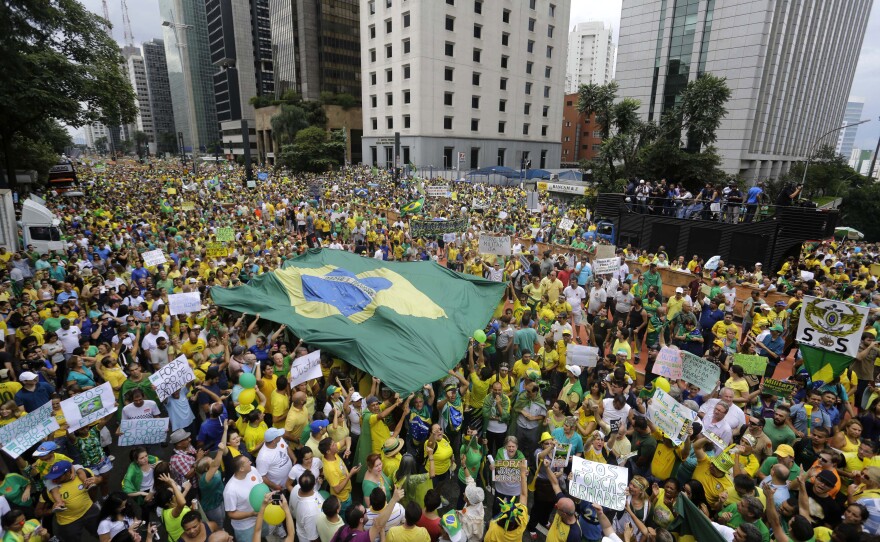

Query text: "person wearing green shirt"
[718, 498, 771, 542]
[458, 427, 485, 508]
[643, 263, 663, 301]
[0, 472, 33, 508]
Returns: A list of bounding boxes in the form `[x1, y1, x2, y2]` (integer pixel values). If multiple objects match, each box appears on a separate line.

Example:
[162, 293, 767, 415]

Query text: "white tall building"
[565, 21, 615, 93]
[835, 97, 865, 159]
[359, 0, 571, 171]
[126, 54, 157, 151]
[84, 122, 111, 150]
[615, 0, 872, 179]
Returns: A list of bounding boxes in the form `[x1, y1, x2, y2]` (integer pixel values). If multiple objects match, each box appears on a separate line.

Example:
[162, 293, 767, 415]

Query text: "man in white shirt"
[224, 456, 267, 541]
[255, 428, 295, 491]
[364, 487, 405, 541]
[56, 319, 81, 356]
[698, 388, 746, 436]
[700, 400, 734, 450]
[562, 278, 586, 335]
[289, 470, 325, 542]
[587, 278, 608, 323]
[141, 321, 170, 353]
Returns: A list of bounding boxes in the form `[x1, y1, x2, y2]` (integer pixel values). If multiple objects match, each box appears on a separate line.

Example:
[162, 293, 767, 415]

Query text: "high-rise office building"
[159, 0, 220, 154]
[565, 21, 615, 93]
[616, 0, 872, 179]
[142, 39, 177, 154]
[126, 54, 156, 151]
[360, 0, 571, 171]
[836, 97, 865, 159]
[270, 0, 361, 101]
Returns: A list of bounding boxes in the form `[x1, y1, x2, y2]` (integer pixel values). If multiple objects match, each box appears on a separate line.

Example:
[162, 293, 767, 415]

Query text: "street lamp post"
[801, 118, 871, 186]
[162, 19, 199, 177]
[869, 116, 880, 181]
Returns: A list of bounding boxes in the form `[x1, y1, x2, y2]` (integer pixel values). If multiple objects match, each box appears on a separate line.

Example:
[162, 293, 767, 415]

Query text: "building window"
[593, 130, 602, 137]
[403, 64, 410, 79]
[370, 72, 377, 85]
[371, 117, 378, 130]
[445, 16, 455, 31]
[403, 89, 411, 103]
[548, 25, 554, 38]
[370, 95, 377, 108]
[526, 61, 533, 74]
[475, 0, 482, 14]
[446, 0, 453, 4]
[368, 1, 375, 15]
[470, 147, 480, 168]
[566, 100, 573, 106]
[385, 44, 392, 58]
[549, 4, 556, 16]
[527, 40, 534, 53]
[498, 121, 505, 133]
[547, 45, 553, 58]
[386, 93, 393, 106]
[444, 92, 453, 106]
[524, 103, 531, 115]
[385, 19, 392, 33]
[473, 24, 482, 39]
[472, 72, 481, 85]
[592, 144, 602, 151]
[444, 67, 453, 81]
[502, 9, 510, 23]
[500, 77, 507, 90]
[529, 0, 536, 8]
[403, 115, 411, 128]
[497, 148, 505, 166]
[545, 66, 552, 78]
[540, 150, 547, 169]
[542, 105, 549, 117]
[369, 25, 376, 38]
[528, 18, 536, 31]
[541, 125, 548, 136]
[470, 119, 479, 131]
[370, 49, 376, 62]
[444, 117, 453, 130]
[386, 0, 391, 7]
[472, 95, 480, 108]
[544, 85, 550, 98]
[403, 39, 410, 53]
[402, 147, 410, 164]
[523, 123, 530, 135]
[445, 42, 454, 56]
[501, 32, 509, 46]
[387, 117, 393, 129]
[403, 12, 410, 27]
[473, 48, 481, 62]
[499, 99, 506, 112]
[525, 82, 532, 95]
[371, 146, 377, 164]
[385, 69, 392, 82]
[443, 147, 454, 168]
[500, 55, 508, 69]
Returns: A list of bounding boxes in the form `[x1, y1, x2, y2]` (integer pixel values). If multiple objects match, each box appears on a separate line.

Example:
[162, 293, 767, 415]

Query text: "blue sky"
[80, 0, 880, 152]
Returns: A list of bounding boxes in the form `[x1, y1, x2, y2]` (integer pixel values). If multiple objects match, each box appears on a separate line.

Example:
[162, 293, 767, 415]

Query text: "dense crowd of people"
[0, 160, 879, 542]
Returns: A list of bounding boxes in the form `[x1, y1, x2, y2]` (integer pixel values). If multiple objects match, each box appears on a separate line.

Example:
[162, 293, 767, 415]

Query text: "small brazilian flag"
[401, 198, 424, 215]
[212, 249, 505, 393]
[441, 511, 463, 542]
[799, 343, 853, 382]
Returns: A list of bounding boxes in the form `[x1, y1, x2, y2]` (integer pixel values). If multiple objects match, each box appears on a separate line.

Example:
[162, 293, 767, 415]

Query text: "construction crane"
[121, 0, 134, 46]
[101, 0, 112, 34]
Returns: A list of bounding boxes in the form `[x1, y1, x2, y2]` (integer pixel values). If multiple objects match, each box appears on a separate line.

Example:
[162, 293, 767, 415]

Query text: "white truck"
[0, 190, 66, 254]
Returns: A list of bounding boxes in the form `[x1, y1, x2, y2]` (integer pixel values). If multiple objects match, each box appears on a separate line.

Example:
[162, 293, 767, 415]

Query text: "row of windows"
[368, 0, 557, 18]
[368, 65, 553, 88]
[369, 116, 550, 136]
[441, 42, 553, 61]
[368, 90, 554, 120]
[368, 2, 557, 36]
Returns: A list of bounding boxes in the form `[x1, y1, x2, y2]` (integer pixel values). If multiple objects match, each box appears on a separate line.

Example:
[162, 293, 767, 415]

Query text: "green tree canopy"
[277, 127, 345, 173]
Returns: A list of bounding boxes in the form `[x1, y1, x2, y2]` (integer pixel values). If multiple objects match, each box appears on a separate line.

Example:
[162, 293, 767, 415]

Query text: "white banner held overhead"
[60, 382, 117, 432]
[592, 257, 620, 275]
[289, 350, 322, 388]
[149, 355, 196, 402]
[558, 218, 574, 231]
[646, 388, 696, 445]
[795, 296, 869, 358]
[118, 417, 169, 446]
[426, 185, 449, 198]
[142, 249, 167, 267]
[478, 234, 512, 256]
[0, 402, 60, 458]
[566, 345, 599, 367]
[569, 456, 628, 511]
[168, 292, 202, 316]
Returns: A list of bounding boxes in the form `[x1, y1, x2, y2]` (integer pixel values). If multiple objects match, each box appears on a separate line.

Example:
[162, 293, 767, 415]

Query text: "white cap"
[351, 392, 363, 402]
[761, 304, 771, 310]
[755, 262, 762, 266]
[565, 365, 582, 377]
[639, 179, 645, 184]
[675, 287, 684, 293]
[18, 371, 38, 381]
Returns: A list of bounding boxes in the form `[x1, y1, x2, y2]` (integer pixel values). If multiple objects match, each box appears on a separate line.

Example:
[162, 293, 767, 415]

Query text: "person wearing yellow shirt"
[180, 330, 206, 360]
[321, 436, 358, 511]
[646, 419, 692, 481]
[511, 353, 540, 383]
[268, 380, 290, 429]
[712, 314, 740, 342]
[750, 305, 772, 337]
[283, 391, 310, 445]
[692, 436, 735, 511]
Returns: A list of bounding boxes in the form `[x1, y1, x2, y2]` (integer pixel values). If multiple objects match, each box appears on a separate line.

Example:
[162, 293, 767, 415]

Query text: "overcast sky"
[82, 0, 879, 151]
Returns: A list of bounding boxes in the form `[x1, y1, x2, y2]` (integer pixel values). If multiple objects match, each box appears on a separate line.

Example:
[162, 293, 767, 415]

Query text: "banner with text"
[593, 257, 620, 276]
[119, 417, 169, 446]
[0, 402, 60, 458]
[653, 347, 683, 380]
[206, 242, 228, 258]
[762, 378, 796, 397]
[216, 227, 235, 242]
[60, 382, 117, 432]
[795, 296, 869, 358]
[149, 355, 196, 402]
[569, 456, 628, 511]
[646, 388, 696, 445]
[168, 292, 202, 316]
[494, 459, 525, 484]
[289, 350, 322, 388]
[733, 353, 768, 376]
[410, 217, 469, 238]
[142, 249, 167, 267]
[681, 351, 720, 393]
[479, 235, 512, 256]
[567, 345, 599, 367]
[426, 185, 450, 198]
[558, 218, 574, 231]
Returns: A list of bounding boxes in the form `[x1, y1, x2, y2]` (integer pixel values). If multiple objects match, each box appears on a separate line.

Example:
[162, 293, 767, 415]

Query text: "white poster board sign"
[569, 456, 628, 511]
[795, 296, 869, 358]
[119, 417, 170, 446]
[653, 347, 683, 380]
[592, 257, 620, 275]
[0, 402, 61, 458]
[289, 350, 322, 388]
[168, 292, 202, 316]
[142, 249, 167, 267]
[426, 185, 449, 197]
[149, 355, 196, 402]
[60, 382, 118, 432]
[681, 351, 720, 393]
[646, 388, 696, 445]
[566, 345, 599, 367]
[558, 218, 574, 231]
[479, 235, 512, 256]
[442, 233, 457, 243]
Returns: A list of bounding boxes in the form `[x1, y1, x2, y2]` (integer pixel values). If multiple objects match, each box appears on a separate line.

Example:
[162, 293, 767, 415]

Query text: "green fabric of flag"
[371, 166, 379, 176]
[799, 343, 854, 383]
[670, 495, 728, 542]
[211, 249, 506, 393]
[401, 198, 425, 215]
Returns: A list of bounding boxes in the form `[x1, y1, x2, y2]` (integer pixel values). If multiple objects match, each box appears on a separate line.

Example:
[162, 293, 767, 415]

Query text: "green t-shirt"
[758, 457, 800, 480]
[42, 317, 62, 334]
[162, 505, 190, 542]
[0, 473, 32, 506]
[458, 441, 485, 483]
[762, 419, 796, 450]
[721, 503, 771, 542]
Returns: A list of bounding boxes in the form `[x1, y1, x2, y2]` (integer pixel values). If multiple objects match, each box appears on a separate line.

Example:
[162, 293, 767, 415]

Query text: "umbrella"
[835, 227, 864, 240]
[705, 255, 721, 270]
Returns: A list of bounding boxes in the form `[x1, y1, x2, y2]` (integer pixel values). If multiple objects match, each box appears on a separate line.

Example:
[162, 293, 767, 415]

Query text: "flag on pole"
[799, 343, 853, 383]
[401, 198, 425, 215]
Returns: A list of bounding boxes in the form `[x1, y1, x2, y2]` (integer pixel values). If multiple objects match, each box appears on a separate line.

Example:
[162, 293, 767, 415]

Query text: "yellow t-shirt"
[269, 390, 289, 429]
[484, 504, 528, 542]
[692, 454, 733, 509]
[650, 430, 685, 480]
[511, 359, 540, 382]
[258, 374, 277, 400]
[370, 414, 392, 455]
[324, 456, 352, 501]
[387, 526, 430, 542]
[426, 437, 453, 475]
[102, 365, 127, 391]
[468, 373, 491, 410]
[0, 381, 22, 403]
[49, 468, 94, 525]
[181, 338, 206, 359]
[284, 405, 309, 443]
[725, 378, 750, 399]
[241, 422, 268, 453]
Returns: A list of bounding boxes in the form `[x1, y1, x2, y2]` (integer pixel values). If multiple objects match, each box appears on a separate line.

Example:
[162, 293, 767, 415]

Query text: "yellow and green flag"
[799, 343, 853, 383]
[401, 198, 425, 215]
[211, 249, 505, 393]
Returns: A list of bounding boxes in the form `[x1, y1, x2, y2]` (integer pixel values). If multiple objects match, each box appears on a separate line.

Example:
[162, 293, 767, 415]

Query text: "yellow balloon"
[238, 388, 256, 406]
[264, 504, 286, 525]
[654, 377, 671, 393]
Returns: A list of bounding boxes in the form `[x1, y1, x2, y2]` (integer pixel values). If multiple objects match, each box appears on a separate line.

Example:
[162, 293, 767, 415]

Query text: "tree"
[674, 74, 731, 151]
[134, 131, 150, 157]
[0, 0, 137, 187]
[277, 127, 344, 173]
[94, 136, 109, 154]
[157, 131, 178, 155]
[271, 104, 310, 147]
[1, 120, 72, 183]
[842, 182, 880, 242]
[789, 145, 857, 198]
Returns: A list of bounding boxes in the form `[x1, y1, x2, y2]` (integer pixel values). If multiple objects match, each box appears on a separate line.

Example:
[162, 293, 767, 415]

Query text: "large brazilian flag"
[212, 249, 506, 393]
